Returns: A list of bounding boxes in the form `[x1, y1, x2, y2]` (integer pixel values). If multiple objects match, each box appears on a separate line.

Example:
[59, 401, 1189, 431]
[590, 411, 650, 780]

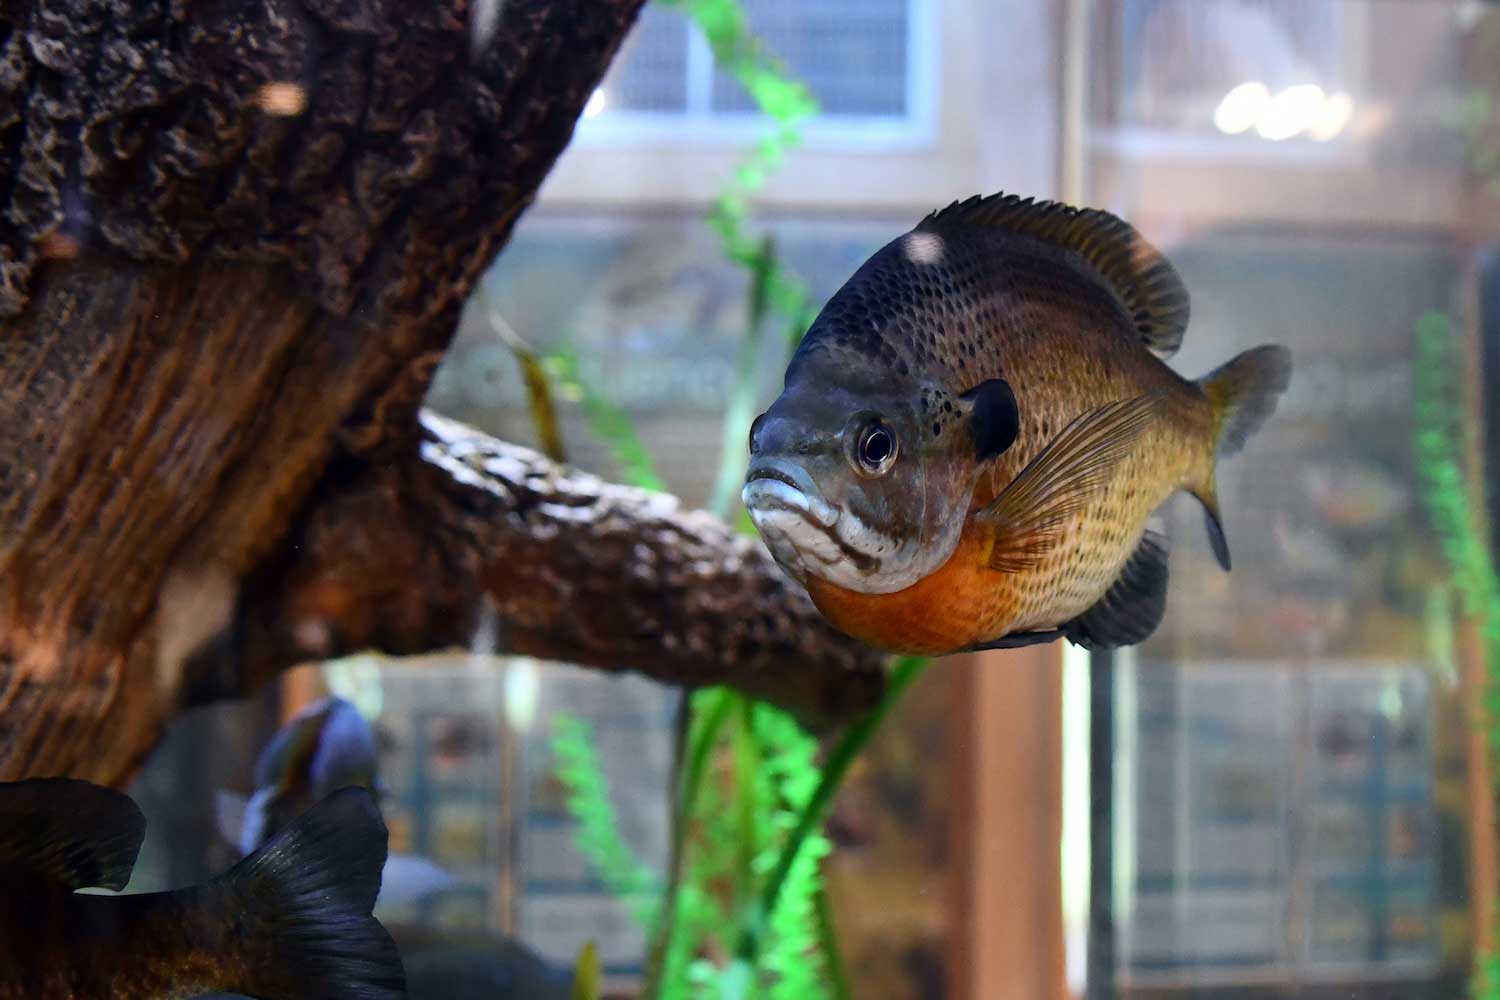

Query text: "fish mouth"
[742, 460, 840, 529]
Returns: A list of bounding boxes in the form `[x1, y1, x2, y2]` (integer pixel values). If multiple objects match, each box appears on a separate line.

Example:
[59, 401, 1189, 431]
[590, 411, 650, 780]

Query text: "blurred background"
[124, 1, 1500, 997]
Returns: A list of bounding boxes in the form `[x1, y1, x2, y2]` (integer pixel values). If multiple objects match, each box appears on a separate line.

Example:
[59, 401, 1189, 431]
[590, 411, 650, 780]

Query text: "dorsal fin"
[0, 778, 146, 890]
[918, 193, 1190, 358]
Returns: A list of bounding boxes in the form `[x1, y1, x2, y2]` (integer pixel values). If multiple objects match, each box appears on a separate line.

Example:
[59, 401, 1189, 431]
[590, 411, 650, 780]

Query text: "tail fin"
[1193, 345, 1293, 571]
[222, 787, 406, 1000]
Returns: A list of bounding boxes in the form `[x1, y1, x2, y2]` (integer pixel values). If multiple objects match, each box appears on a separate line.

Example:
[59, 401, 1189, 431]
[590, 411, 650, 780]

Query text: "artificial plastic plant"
[533, 2, 932, 996]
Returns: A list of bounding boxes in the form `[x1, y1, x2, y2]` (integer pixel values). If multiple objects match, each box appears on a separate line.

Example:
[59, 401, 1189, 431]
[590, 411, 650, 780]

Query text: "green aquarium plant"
[1413, 309, 1500, 999]
[573, 942, 604, 1000]
[523, 3, 932, 997]
[552, 715, 664, 928]
[654, 0, 821, 356]
[1423, 27, 1500, 990]
[541, 239, 871, 997]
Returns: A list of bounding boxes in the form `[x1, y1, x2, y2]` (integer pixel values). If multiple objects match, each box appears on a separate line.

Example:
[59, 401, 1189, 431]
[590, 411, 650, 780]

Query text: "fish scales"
[0, 779, 405, 1000]
[0, 884, 247, 999]
[744, 192, 1290, 655]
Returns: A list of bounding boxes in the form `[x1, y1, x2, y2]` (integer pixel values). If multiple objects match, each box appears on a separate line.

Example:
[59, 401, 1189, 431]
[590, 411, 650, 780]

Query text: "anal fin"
[1199, 495, 1231, 571]
[962, 629, 1065, 652]
[1062, 529, 1170, 650]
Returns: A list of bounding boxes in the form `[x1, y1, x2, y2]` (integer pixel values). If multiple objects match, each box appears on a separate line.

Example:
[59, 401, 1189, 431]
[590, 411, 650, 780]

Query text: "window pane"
[597, 4, 690, 113]
[710, 0, 911, 116]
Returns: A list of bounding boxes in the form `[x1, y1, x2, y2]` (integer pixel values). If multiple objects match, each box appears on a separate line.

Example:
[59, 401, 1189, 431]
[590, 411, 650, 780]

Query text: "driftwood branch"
[0, 0, 881, 784]
[222, 413, 886, 728]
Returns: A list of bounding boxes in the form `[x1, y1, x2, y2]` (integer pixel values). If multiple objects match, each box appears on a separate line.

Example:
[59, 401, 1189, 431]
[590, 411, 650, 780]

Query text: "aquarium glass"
[1086, 1, 1486, 997]
[16, 1, 1496, 999]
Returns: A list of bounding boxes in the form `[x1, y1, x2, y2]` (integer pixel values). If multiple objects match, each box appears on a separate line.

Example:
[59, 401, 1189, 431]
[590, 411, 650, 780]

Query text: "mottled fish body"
[0, 779, 405, 1000]
[744, 193, 1291, 654]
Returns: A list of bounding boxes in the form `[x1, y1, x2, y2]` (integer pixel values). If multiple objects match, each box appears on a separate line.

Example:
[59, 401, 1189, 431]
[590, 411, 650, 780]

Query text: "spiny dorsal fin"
[1063, 529, 1170, 649]
[0, 778, 145, 891]
[919, 193, 1190, 358]
[980, 392, 1164, 572]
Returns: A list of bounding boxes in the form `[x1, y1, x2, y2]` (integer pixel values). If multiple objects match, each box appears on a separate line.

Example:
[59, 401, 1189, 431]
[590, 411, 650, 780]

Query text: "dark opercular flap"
[962, 378, 1021, 462]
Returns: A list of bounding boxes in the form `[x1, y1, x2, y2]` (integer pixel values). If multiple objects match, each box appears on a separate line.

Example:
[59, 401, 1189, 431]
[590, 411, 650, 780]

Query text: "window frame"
[534, 0, 1061, 213]
[573, 0, 939, 152]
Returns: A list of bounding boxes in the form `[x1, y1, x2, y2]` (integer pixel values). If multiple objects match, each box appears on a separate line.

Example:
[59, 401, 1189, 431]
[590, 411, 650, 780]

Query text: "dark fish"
[387, 926, 575, 1000]
[743, 193, 1292, 654]
[215, 696, 458, 909]
[0, 779, 405, 1000]
[220, 696, 379, 856]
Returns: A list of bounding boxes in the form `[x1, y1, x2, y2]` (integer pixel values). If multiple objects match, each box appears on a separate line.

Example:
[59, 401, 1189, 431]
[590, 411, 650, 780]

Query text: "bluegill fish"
[743, 193, 1291, 654]
[210, 699, 567, 1000]
[217, 696, 380, 857]
[215, 696, 459, 910]
[0, 779, 405, 1000]
[389, 925, 576, 1000]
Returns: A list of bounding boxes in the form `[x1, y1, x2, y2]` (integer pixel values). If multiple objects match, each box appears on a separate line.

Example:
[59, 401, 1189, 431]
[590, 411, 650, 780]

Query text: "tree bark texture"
[0, 1, 884, 784]
[223, 414, 886, 724]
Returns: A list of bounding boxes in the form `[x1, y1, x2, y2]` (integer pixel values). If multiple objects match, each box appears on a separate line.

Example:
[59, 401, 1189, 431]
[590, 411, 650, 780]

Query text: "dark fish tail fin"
[1192, 344, 1293, 571]
[220, 787, 406, 1000]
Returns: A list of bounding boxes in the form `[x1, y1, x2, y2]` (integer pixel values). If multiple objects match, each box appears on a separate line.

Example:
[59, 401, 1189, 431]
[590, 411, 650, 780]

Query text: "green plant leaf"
[552, 713, 664, 928]
[544, 348, 667, 493]
[572, 941, 602, 1000]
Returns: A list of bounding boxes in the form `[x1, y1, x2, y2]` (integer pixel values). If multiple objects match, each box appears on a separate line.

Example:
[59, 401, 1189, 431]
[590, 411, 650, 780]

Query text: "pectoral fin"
[980, 392, 1163, 572]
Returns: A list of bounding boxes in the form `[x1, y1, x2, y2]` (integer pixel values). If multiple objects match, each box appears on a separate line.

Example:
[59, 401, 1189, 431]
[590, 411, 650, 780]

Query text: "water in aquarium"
[0, 2, 1497, 999]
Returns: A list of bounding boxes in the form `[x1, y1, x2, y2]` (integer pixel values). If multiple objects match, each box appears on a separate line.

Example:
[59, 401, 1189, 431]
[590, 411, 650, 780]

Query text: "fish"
[0, 779, 405, 1000]
[220, 696, 380, 857]
[215, 696, 460, 910]
[388, 926, 575, 1000]
[742, 193, 1291, 654]
[211, 699, 563, 999]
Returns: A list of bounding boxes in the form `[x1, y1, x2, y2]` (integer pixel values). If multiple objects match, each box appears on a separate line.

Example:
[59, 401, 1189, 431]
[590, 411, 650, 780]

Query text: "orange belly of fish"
[804, 525, 1018, 655]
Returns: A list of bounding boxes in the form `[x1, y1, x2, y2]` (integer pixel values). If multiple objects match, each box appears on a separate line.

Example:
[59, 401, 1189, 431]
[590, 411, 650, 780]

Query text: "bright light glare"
[256, 81, 307, 117]
[1216, 80, 1354, 143]
[584, 88, 608, 119]
[1213, 81, 1270, 135]
[504, 657, 540, 731]
[1307, 91, 1353, 142]
[1255, 83, 1326, 141]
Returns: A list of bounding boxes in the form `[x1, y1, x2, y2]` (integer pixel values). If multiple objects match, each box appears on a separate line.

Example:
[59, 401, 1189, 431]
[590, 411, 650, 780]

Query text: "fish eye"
[851, 418, 898, 477]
